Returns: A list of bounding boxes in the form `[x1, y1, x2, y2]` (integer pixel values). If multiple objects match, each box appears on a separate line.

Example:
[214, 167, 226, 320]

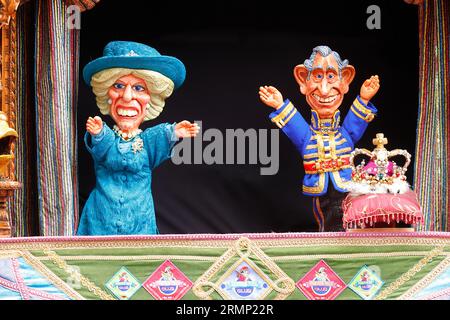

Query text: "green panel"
[26, 240, 449, 300]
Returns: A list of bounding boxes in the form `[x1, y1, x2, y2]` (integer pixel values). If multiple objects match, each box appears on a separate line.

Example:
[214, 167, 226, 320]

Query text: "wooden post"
[0, 0, 26, 237]
[0, 181, 19, 236]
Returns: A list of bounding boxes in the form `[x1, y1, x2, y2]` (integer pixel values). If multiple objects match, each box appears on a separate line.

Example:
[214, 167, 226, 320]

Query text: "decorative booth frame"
[0, 0, 448, 237]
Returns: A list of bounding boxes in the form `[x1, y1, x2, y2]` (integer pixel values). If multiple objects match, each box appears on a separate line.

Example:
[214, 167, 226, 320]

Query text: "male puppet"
[259, 45, 380, 231]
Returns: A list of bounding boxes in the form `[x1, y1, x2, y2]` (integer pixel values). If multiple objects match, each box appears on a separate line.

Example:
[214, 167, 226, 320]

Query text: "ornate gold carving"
[2, 11, 18, 180]
[65, 0, 101, 12]
[0, 0, 27, 237]
[0, 111, 20, 237]
[0, 0, 20, 29]
[0, 180, 19, 236]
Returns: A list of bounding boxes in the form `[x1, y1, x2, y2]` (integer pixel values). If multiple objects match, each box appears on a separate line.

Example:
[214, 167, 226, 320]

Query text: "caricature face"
[294, 54, 355, 119]
[108, 74, 150, 132]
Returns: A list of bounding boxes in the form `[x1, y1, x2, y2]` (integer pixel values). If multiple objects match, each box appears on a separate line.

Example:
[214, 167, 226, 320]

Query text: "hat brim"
[82, 55, 186, 89]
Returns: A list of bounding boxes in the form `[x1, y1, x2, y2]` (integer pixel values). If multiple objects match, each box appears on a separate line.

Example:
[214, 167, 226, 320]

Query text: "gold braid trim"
[271, 102, 294, 123]
[243, 239, 296, 300]
[351, 105, 375, 122]
[335, 147, 352, 155]
[375, 246, 445, 300]
[0, 250, 85, 300]
[306, 144, 318, 150]
[271, 103, 296, 128]
[193, 237, 295, 300]
[331, 171, 350, 189]
[328, 131, 337, 159]
[302, 173, 326, 194]
[335, 138, 347, 146]
[398, 256, 450, 300]
[36, 254, 218, 262]
[1, 236, 450, 250]
[192, 248, 236, 300]
[20, 251, 85, 300]
[282, 108, 297, 127]
[303, 152, 319, 160]
[271, 251, 446, 261]
[353, 99, 370, 113]
[43, 249, 115, 300]
[0, 250, 21, 259]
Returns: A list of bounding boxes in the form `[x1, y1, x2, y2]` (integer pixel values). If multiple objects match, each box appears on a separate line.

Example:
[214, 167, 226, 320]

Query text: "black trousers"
[313, 187, 347, 232]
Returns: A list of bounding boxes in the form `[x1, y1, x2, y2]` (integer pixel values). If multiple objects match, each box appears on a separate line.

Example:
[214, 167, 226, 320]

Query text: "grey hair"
[303, 45, 349, 79]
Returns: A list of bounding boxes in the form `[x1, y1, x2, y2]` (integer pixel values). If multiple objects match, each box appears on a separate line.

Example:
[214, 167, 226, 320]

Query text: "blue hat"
[82, 41, 186, 89]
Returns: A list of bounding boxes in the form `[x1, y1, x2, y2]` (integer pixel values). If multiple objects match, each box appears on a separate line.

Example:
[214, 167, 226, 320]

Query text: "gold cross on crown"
[372, 133, 388, 150]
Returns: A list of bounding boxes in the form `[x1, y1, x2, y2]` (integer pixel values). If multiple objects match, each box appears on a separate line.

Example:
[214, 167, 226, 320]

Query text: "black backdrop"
[77, 0, 419, 233]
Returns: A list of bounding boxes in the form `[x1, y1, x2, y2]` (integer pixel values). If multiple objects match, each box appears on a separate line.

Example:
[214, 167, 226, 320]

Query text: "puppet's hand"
[259, 86, 284, 109]
[86, 116, 103, 135]
[175, 121, 200, 138]
[360, 75, 380, 104]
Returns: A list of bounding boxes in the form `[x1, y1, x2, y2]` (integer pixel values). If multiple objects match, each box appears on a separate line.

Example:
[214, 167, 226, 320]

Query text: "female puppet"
[77, 41, 199, 235]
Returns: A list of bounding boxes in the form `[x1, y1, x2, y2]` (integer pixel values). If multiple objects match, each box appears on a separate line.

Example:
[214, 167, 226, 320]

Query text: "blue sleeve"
[342, 95, 378, 144]
[269, 99, 310, 154]
[142, 122, 178, 169]
[84, 124, 115, 162]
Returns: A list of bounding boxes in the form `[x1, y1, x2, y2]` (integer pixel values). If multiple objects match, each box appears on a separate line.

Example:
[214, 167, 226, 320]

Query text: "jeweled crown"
[349, 133, 411, 191]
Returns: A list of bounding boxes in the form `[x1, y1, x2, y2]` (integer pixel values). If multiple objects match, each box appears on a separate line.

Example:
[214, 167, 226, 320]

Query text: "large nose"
[122, 84, 133, 102]
[318, 78, 331, 96]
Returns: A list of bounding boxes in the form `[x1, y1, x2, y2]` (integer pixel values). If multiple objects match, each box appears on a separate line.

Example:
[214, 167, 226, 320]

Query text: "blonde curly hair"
[90, 68, 174, 121]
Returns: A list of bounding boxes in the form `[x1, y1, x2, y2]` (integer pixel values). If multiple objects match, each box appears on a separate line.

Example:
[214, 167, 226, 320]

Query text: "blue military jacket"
[270, 96, 377, 196]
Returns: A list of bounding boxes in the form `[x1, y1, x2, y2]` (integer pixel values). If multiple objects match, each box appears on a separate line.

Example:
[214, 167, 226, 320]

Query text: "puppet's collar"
[310, 110, 340, 132]
[113, 125, 142, 140]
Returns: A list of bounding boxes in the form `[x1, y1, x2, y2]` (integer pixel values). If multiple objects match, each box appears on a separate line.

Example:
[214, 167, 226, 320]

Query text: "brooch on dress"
[131, 137, 144, 153]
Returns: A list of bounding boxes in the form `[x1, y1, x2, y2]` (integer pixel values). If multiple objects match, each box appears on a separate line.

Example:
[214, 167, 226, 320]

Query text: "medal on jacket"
[132, 137, 144, 153]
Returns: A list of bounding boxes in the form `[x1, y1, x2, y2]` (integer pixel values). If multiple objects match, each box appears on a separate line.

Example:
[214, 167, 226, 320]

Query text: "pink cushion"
[342, 190, 423, 229]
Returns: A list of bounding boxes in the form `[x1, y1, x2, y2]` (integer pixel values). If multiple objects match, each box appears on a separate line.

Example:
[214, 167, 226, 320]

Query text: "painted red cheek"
[108, 90, 120, 99]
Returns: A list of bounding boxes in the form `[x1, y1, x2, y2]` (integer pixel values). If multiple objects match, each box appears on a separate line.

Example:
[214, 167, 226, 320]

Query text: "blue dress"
[77, 123, 177, 235]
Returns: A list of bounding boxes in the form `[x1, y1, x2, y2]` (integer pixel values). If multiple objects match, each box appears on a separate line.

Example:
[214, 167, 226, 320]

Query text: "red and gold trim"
[304, 156, 351, 174]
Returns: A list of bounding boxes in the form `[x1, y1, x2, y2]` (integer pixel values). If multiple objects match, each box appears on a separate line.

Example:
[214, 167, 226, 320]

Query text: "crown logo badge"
[347, 133, 411, 194]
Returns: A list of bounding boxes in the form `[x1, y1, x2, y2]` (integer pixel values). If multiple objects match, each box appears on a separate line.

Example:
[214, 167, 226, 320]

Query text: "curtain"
[10, 0, 102, 236]
[34, 0, 80, 235]
[414, 0, 450, 231]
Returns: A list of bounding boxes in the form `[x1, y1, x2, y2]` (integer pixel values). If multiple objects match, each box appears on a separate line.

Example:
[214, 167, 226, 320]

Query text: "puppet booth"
[0, 0, 449, 301]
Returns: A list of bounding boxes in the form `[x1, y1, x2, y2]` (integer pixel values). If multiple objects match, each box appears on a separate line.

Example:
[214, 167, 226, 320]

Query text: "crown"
[348, 133, 412, 194]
